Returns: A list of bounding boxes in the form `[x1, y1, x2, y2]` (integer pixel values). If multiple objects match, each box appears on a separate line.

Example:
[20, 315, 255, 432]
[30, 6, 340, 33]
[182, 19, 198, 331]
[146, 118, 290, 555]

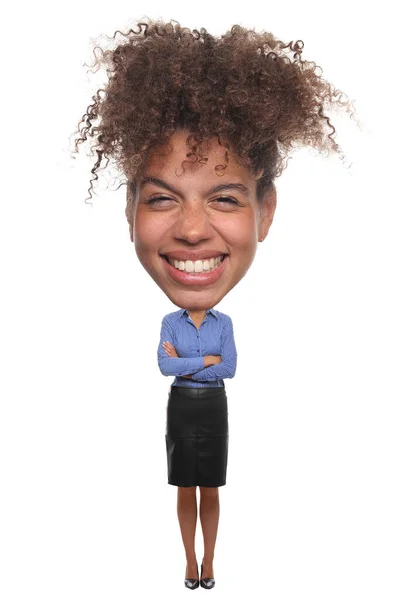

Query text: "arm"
[190, 317, 237, 382]
[181, 355, 222, 377]
[157, 317, 205, 377]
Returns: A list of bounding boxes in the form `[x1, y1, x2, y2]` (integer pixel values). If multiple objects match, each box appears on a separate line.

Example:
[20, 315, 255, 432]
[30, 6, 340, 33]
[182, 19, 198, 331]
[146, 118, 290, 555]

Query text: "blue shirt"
[157, 308, 237, 388]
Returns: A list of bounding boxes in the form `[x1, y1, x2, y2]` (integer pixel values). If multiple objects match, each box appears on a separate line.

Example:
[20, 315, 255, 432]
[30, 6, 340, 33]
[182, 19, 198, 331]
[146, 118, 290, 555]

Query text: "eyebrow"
[139, 176, 250, 197]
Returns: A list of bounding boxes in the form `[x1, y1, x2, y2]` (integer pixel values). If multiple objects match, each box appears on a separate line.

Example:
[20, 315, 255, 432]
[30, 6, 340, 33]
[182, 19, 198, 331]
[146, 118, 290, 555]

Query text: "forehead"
[140, 130, 255, 186]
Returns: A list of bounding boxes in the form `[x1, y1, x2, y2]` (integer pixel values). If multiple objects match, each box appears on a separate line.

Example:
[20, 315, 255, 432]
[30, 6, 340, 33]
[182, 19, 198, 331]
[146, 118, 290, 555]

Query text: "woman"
[72, 18, 357, 589]
[158, 306, 237, 589]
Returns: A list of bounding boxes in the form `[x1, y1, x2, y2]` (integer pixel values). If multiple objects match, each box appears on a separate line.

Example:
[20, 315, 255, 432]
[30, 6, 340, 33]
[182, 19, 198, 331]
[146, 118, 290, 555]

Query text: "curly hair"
[71, 18, 358, 217]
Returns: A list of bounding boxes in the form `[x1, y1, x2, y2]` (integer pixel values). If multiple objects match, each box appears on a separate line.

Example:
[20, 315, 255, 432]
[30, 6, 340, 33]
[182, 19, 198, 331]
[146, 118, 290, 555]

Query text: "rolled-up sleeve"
[157, 317, 205, 377]
[191, 317, 237, 382]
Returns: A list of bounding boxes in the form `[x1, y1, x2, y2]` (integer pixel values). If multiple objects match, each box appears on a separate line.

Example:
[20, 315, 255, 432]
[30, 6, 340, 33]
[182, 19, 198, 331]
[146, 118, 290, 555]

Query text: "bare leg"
[199, 486, 219, 578]
[177, 486, 198, 579]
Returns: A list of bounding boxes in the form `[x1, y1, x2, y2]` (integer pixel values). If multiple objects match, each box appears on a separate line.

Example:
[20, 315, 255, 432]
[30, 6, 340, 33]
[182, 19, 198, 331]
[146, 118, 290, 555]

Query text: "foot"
[186, 558, 199, 580]
[201, 559, 214, 579]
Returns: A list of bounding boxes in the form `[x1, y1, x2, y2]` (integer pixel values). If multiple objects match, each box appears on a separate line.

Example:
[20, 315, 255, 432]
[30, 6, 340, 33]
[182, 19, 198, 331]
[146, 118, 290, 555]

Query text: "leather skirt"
[165, 385, 229, 487]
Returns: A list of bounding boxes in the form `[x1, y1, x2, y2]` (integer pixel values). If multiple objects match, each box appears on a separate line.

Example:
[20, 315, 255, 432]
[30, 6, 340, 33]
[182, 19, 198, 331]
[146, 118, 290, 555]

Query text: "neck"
[188, 309, 207, 318]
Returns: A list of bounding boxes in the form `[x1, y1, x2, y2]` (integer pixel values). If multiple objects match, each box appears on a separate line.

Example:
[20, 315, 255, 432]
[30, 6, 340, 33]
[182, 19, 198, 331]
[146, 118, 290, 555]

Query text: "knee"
[199, 486, 219, 497]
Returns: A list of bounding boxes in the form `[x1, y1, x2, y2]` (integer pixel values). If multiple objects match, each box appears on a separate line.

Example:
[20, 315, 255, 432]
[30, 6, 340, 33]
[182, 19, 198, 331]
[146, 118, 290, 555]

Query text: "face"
[128, 129, 276, 310]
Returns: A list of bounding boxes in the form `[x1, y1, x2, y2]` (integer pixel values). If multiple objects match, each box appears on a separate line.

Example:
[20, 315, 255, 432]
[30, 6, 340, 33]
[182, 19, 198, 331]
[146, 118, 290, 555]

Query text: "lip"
[161, 254, 228, 286]
[161, 250, 226, 261]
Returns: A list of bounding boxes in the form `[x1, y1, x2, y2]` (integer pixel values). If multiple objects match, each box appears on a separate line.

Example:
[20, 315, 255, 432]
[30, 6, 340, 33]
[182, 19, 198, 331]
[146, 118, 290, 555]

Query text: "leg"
[177, 486, 198, 579]
[199, 486, 220, 578]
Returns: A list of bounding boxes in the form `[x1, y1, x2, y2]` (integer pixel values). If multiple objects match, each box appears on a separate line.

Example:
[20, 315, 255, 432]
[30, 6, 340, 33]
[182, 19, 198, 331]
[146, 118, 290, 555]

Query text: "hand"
[162, 341, 179, 358]
[205, 355, 222, 366]
[211, 355, 222, 365]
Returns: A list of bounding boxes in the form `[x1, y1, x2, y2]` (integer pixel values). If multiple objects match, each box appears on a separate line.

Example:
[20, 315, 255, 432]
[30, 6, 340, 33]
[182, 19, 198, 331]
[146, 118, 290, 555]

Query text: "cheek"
[134, 211, 168, 250]
[218, 216, 256, 252]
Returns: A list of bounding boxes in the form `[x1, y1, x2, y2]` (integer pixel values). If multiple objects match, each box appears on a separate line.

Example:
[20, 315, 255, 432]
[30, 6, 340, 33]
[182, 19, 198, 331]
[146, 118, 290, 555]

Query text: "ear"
[258, 184, 277, 242]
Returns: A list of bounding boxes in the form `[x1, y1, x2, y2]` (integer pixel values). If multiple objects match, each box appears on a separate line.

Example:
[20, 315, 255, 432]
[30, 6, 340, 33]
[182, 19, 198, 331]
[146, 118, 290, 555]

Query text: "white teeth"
[194, 260, 204, 273]
[169, 255, 224, 273]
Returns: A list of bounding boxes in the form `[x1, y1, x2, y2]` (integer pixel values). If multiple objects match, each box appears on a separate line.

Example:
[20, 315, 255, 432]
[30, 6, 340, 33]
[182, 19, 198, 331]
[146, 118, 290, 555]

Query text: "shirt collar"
[180, 308, 218, 319]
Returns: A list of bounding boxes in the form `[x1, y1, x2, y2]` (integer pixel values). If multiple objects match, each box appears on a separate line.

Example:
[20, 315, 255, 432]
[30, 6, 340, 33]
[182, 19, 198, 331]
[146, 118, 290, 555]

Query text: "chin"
[163, 286, 228, 310]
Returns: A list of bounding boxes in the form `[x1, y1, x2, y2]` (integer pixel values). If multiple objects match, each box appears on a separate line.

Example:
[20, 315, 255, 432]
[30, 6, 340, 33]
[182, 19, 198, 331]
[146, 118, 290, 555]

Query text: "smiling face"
[128, 129, 277, 310]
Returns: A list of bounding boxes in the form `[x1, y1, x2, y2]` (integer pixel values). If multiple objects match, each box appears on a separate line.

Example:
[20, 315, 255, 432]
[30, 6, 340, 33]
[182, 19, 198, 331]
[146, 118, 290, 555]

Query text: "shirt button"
[197, 350, 199, 352]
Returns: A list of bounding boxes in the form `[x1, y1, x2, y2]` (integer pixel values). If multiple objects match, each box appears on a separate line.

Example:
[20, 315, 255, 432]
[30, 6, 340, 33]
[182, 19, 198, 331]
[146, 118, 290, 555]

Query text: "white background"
[1, 1, 402, 598]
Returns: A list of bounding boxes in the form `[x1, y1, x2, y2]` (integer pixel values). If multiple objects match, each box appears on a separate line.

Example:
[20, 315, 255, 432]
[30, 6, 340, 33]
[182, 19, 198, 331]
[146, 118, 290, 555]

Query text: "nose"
[173, 200, 213, 244]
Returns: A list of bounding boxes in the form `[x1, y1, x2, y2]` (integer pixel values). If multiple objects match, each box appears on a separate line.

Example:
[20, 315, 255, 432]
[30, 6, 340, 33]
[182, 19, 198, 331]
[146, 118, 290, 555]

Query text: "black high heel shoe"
[184, 561, 199, 590]
[200, 562, 215, 589]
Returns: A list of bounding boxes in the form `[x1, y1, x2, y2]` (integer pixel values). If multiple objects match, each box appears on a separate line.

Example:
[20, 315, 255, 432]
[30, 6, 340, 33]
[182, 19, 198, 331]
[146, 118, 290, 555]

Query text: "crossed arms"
[157, 317, 237, 382]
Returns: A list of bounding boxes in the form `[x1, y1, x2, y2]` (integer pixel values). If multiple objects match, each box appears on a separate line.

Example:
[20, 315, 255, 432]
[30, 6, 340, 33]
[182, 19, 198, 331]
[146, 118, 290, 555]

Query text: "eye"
[146, 196, 173, 205]
[145, 196, 239, 206]
[213, 197, 239, 206]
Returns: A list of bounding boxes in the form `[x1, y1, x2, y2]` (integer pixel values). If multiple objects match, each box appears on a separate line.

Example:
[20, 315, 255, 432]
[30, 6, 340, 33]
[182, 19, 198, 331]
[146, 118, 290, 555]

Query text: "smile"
[160, 254, 228, 286]
[165, 255, 224, 273]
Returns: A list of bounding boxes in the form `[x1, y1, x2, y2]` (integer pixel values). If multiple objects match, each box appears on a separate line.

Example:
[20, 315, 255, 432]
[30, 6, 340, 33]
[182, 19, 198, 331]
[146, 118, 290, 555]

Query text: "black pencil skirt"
[165, 385, 229, 487]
